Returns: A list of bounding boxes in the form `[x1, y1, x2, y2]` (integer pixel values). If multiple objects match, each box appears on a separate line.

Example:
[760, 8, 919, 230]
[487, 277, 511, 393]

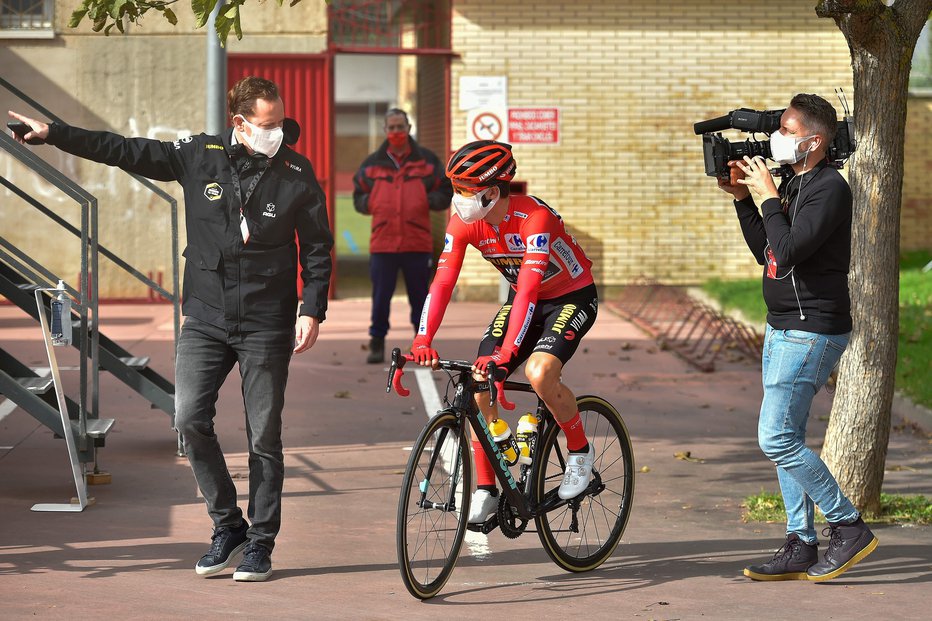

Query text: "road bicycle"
[387, 348, 635, 599]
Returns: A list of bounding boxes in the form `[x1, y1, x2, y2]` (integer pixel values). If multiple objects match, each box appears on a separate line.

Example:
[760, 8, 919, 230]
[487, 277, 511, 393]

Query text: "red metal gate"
[227, 54, 337, 297]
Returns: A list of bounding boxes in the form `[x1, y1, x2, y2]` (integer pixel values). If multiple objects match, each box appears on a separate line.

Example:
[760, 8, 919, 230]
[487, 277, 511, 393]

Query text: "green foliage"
[743, 491, 932, 524]
[702, 252, 932, 410]
[700, 278, 767, 325]
[68, 0, 306, 46]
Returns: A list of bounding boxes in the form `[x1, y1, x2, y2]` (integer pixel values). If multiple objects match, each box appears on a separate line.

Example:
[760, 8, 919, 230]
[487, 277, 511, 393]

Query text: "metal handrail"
[1, 75, 181, 350]
[0, 131, 98, 439]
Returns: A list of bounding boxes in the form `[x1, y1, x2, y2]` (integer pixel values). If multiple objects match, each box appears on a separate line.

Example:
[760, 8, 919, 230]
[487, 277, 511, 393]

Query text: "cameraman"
[718, 93, 877, 582]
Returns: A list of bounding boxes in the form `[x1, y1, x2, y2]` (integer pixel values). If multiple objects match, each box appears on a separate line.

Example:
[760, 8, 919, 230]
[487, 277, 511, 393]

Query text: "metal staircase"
[0, 77, 181, 502]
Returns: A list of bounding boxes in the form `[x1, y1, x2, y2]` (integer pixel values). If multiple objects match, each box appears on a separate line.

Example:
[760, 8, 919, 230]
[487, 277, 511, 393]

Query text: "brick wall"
[903, 95, 932, 252]
[449, 0, 857, 294]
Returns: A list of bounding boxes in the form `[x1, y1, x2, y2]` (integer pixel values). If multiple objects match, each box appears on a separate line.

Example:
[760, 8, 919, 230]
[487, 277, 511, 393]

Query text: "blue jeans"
[174, 318, 294, 551]
[759, 325, 858, 544]
[369, 252, 432, 338]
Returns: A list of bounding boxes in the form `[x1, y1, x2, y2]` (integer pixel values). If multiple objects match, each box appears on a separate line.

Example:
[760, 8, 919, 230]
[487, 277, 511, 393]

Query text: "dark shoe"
[233, 543, 273, 582]
[195, 521, 248, 576]
[807, 518, 878, 581]
[366, 337, 385, 364]
[743, 534, 819, 581]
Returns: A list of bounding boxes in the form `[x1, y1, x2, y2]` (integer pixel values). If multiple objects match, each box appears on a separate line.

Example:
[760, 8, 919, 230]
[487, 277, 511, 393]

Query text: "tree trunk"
[815, 0, 932, 513]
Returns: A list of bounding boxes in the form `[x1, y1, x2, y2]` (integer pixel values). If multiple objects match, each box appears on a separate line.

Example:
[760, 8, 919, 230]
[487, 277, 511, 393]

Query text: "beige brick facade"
[449, 0, 862, 295]
[903, 94, 932, 253]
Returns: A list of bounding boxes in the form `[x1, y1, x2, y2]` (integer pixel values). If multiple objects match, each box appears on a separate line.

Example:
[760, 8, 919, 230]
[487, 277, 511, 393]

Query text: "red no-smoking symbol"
[472, 112, 502, 141]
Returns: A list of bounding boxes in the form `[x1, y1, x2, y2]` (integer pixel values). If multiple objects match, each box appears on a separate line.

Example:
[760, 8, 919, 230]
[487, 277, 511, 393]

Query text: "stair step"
[16, 283, 41, 292]
[118, 356, 150, 370]
[81, 418, 115, 439]
[16, 377, 53, 394]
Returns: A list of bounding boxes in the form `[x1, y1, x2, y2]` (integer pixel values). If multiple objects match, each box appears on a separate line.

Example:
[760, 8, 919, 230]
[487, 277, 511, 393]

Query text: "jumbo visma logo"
[204, 182, 223, 201]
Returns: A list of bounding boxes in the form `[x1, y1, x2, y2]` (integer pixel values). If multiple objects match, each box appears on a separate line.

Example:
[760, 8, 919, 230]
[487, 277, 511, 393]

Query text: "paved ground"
[0, 298, 930, 620]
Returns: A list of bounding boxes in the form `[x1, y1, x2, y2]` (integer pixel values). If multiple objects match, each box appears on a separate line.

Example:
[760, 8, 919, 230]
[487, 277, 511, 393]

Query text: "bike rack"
[610, 278, 763, 372]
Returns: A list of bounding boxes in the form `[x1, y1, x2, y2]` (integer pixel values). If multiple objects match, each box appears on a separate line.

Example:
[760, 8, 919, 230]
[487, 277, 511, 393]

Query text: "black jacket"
[46, 123, 333, 333]
[734, 158, 852, 334]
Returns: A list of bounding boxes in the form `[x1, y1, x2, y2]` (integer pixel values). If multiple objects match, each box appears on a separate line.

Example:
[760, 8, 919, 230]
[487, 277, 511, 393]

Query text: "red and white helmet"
[445, 140, 516, 189]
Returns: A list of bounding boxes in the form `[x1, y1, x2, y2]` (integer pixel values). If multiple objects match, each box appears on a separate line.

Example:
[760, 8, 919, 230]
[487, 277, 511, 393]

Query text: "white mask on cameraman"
[452, 187, 499, 223]
[770, 131, 815, 165]
[236, 116, 284, 158]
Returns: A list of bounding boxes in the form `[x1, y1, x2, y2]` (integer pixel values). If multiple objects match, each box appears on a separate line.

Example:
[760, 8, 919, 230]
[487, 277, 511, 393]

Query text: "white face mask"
[770, 131, 815, 165]
[236, 116, 284, 158]
[452, 187, 498, 223]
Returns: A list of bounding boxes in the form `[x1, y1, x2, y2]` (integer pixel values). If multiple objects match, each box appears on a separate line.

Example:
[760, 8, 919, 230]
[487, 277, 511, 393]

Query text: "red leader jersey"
[417, 194, 594, 356]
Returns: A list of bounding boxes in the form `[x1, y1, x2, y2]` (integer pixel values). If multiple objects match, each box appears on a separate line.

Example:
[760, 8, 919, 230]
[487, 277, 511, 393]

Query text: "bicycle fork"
[416, 424, 463, 513]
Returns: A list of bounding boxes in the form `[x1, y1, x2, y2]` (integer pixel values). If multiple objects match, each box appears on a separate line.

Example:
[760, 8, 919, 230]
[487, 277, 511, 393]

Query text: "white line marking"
[413, 367, 490, 559]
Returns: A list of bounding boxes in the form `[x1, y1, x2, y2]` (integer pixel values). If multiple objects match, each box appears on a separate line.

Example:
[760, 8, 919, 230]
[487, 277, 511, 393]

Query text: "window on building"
[0, 0, 53, 32]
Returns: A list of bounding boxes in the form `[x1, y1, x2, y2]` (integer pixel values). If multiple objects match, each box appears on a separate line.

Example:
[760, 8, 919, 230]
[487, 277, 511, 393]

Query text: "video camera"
[694, 93, 856, 180]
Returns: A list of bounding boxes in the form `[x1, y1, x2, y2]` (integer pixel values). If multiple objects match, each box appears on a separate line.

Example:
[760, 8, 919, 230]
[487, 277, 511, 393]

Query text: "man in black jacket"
[718, 93, 877, 583]
[9, 76, 333, 582]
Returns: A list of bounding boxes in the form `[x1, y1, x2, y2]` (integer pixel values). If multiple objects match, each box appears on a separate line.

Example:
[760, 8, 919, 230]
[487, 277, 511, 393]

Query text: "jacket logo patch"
[284, 160, 303, 172]
[262, 203, 276, 218]
[206, 144, 224, 150]
[204, 182, 223, 201]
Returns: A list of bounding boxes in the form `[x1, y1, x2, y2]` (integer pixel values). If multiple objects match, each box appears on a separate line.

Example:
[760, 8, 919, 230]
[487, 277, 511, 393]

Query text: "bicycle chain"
[497, 494, 528, 539]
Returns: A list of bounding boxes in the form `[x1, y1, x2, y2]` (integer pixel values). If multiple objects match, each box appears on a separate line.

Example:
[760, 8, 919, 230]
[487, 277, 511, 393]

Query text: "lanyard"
[229, 158, 269, 243]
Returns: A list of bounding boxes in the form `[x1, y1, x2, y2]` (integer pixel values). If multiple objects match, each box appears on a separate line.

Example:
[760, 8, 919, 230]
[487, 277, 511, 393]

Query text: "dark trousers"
[369, 251, 432, 338]
[174, 317, 293, 551]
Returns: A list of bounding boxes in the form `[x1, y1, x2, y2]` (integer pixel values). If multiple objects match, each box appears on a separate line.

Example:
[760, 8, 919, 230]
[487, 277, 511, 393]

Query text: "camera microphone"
[693, 115, 733, 135]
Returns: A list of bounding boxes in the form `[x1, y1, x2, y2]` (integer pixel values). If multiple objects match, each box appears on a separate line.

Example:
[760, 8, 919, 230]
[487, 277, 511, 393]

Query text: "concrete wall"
[0, 1, 327, 298]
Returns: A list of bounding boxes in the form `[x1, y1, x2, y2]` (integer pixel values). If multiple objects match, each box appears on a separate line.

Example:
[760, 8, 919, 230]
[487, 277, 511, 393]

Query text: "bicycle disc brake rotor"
[497, 494, 528, 539]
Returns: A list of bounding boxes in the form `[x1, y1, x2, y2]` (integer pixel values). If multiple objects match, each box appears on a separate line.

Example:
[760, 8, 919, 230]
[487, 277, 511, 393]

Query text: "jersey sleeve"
[416, 216, 471, 342]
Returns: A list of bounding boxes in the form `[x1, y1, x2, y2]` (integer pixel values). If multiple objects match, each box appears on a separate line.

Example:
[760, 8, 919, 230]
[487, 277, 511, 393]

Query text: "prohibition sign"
[472, 112, 503, 141]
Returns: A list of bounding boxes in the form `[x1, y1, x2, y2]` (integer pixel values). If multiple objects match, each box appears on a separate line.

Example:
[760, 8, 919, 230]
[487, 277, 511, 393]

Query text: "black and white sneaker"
[195, 521, 248, 576]
[233, 543, 273, 582]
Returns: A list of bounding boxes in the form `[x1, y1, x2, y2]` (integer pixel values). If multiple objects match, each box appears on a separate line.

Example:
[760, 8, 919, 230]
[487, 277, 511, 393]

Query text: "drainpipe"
[206, 0, 227, 135]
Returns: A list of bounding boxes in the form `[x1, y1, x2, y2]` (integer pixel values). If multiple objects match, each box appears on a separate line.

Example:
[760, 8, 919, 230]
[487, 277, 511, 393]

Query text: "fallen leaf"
[334, 390, 351, 399]
[640, 465, 651, 473]
[674, 451, 705, 463]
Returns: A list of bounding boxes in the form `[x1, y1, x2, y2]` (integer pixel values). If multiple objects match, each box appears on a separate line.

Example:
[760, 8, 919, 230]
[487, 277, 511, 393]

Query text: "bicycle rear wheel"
[534, 395, 635, 572]
[396, 410, 472, 599]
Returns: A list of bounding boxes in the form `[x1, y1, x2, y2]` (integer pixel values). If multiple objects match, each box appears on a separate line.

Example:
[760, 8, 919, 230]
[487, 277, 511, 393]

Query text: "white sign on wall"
[466, 108, 508, 142]
[459, 76, 507, 111]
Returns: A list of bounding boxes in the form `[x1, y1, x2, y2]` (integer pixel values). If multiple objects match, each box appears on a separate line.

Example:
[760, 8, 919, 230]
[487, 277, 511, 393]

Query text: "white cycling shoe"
[467, 489, 498, 524]
[558, 444, 595, 499]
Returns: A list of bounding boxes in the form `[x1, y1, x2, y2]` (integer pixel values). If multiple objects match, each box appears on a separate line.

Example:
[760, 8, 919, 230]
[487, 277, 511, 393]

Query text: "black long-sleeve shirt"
[734, 158, 852, 334]
[46, 123, 333, 333]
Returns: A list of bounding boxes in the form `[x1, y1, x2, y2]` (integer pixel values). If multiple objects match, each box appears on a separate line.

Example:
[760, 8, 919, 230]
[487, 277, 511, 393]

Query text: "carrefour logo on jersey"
[443, 234, 454, 253]
[505, 233, 525, 252]
[526, 233, 550, 254]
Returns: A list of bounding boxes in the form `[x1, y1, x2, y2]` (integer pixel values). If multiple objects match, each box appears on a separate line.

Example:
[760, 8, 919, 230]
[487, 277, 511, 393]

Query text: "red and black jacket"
[352, 138, 452, 253]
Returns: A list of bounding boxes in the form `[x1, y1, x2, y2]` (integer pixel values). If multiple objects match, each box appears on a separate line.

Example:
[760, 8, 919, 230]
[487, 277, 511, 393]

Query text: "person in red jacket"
[410, 140, 599, 524]
[353, 109, 453, 363]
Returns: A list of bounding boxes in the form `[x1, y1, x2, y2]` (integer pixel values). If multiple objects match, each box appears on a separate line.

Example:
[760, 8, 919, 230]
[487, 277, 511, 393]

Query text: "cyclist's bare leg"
[524, 352, 577, 424]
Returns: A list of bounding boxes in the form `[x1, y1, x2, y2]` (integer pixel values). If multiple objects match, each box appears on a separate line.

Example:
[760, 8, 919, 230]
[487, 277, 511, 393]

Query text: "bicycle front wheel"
[396, 410, 472, 599]
[534, 395, 635, 572]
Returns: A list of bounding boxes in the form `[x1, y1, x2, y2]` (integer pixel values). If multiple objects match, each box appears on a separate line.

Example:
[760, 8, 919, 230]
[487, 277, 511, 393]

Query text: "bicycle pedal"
[466, 516, 499, 535]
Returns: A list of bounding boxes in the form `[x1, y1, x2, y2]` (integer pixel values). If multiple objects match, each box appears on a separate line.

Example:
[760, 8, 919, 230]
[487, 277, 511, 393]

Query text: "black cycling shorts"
[477, 282, 598, 375]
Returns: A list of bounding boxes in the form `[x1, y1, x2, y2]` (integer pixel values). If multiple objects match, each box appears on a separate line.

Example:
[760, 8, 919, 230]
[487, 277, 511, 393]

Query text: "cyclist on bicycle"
[410, 140, 599, 523]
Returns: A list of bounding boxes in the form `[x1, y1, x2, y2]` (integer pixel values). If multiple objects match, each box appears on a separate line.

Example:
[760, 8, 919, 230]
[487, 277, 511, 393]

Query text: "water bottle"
[50, 280, 72, 347]
[515, 413, 539, 465]
[488, 418, 519, 466]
